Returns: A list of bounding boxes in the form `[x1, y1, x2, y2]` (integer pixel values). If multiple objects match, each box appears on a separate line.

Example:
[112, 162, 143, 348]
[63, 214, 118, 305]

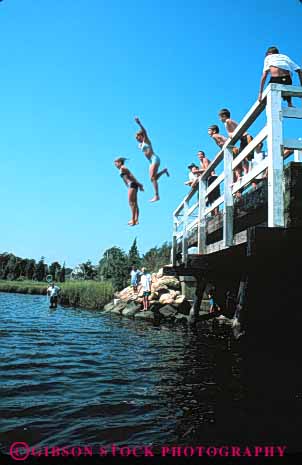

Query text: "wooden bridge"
[165, 83, 302, 447]
[162, 82, 302, 341]
[170, 83, 302, 270]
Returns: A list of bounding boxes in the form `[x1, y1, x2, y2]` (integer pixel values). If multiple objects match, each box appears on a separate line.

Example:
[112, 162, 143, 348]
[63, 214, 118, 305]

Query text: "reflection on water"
[0, 292, 244, 451]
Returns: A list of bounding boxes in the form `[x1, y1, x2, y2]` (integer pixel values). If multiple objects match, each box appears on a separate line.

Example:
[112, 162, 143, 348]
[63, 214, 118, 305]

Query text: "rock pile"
[103, 268, 192, 325]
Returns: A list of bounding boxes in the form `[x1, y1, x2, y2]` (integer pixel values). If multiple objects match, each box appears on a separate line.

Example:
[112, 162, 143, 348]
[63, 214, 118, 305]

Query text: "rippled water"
[0, 292, 244, 452]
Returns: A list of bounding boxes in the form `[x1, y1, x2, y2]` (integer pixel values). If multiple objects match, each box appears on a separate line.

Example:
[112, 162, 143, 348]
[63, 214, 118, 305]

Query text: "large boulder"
[159, 294, 175, 305]
[110, 301, 127, 314]
[118, 286, 132, 299]
[157, 276, 180, 290]
[159, 305, 178, 319]
[167, 289, 177, 299]
[149, 302, 162, 313]
[134, 311, 155, 321]
[174, 295, 191, 315]
[151, 282, 169, 293]
[156, 268, 164, 278]
[122, 302, 141, 317]
[174, 313, 189, 325]
[103, 301, 115, 312]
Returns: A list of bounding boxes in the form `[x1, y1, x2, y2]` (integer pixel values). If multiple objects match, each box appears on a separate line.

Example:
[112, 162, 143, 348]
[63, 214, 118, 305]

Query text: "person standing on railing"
[218, 108, 252, 178]
[114, 157, 144, 226]
[134, 117, 169, 202]
[258, 46, 302, 107]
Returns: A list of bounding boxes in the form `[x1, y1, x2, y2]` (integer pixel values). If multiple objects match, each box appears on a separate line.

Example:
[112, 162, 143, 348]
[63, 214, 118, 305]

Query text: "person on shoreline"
[47, 282, 61, 309]
[130, 265, 141, 293]
[114, 157, 144, 226]
[218, 108, 252, 178]
[139, 267, 152, 311]
[258, 46, 302, 107]
[134, 116, 169, 202]
[208, 289, 220, 314]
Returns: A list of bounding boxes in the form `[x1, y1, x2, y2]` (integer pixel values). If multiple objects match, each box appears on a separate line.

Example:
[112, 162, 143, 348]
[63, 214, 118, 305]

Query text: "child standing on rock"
[139, 267, 152, 311]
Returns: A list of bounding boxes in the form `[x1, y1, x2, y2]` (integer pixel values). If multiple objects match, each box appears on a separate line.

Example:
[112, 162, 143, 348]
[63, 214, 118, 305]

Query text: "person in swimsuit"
[258, 46, 302, 107]
[114, 157, 144, 226]
[218, 108, 252, 177]
[134, 116, 169, 202]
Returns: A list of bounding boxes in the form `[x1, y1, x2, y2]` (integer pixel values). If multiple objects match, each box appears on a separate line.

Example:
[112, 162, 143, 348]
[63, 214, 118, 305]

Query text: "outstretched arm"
[258, 70, 269, 101]
[134, 116, 147, 134]
[134, 116, 151, 145]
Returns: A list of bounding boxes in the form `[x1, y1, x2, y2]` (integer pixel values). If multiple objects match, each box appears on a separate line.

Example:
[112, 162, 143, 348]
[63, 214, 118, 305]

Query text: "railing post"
[294, 150, 302, 162]
[266, 87, 285, 227]
[182, 200, 189, 266]
[171, 218, 177, 266]
[223, 147, 234, 247]
[198, 178, 207, 254]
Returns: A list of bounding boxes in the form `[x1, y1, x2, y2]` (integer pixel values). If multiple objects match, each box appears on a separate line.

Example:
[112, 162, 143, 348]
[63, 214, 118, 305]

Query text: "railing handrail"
[172, 83, 302, 265]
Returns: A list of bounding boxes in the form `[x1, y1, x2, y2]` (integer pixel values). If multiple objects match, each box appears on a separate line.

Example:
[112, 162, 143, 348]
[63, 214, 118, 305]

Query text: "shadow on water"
[0, 292, 301, 452]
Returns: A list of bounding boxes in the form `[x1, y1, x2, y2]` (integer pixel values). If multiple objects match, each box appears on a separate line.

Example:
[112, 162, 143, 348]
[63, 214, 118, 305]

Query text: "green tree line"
[0, 239, 171, 291]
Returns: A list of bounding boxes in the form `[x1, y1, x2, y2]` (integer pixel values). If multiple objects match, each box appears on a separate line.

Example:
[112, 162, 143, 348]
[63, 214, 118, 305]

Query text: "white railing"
[172, 83, 302, 266]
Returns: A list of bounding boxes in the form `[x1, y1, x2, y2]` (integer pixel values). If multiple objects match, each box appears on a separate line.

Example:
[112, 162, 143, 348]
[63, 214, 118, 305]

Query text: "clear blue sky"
[0, 0, 301, 268]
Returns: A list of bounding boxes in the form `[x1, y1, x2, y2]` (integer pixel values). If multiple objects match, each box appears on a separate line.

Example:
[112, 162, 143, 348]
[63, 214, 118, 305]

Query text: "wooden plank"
[282, 107, 302, 119]
[206, 172, 224, 196]
[173, 185, 198, 216]
[198, 178, 207, 254]
[269, 83, 302, 98]
[232, 126, 268, 170]
[294, 150, 302, 162]
[283, 138, 302, 150]
[232, 158, 268, 194]
[172, 234, 177, 266]
[205, 230, 247, 254]
[227, 99, 267, 145]
[223, 147, 234, 247]
[187, 218, 198, 232]
[204, 194, 224, 216]
[182, 200, 189, 266]
[266, 88, 284, 227]
[187, 201, 199, 217]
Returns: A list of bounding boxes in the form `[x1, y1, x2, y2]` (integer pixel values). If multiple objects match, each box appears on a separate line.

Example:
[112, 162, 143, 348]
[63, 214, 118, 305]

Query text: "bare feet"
[149, 195, 160, 202]
[128, 220, 136, 226]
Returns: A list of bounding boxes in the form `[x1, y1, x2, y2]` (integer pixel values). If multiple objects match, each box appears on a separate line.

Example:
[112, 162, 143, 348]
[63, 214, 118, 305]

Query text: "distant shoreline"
[0, 280, 114, 310]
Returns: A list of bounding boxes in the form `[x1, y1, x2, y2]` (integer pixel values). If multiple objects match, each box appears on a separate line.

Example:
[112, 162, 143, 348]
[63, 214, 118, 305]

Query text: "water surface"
[0, 292, 244, 451]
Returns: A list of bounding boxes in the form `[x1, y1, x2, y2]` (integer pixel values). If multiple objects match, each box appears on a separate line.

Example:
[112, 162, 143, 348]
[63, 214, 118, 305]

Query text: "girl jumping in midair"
[134, 117, 169, 202]
[114, 157, 144, 226]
